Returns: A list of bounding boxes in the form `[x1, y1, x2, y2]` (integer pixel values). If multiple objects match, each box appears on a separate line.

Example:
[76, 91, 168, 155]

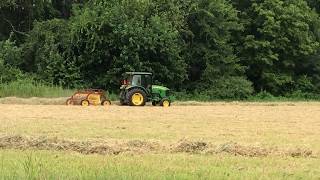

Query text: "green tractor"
[119, 72, 173, 107]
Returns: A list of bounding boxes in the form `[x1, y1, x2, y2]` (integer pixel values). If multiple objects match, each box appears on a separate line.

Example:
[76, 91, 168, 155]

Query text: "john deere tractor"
[120, 72, 173, 107]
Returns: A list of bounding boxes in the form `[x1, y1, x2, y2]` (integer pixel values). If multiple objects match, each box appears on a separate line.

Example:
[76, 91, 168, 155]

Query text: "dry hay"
[0, 135, 315, 158]
[0, 135, 117, 155]
[2, 97, 319, 106]
[210, 142, 271, 157]
[0, 97, 67, 105]
[171, 139, 208, 153]
[0, 103, 319, 158]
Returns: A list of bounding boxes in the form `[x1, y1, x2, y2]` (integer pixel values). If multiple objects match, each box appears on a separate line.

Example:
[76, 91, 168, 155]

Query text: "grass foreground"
[0, 150, 319, 180]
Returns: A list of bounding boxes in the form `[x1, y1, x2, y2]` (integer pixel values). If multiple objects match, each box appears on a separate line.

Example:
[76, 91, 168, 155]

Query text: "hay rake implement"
[66, 89, 111, 106]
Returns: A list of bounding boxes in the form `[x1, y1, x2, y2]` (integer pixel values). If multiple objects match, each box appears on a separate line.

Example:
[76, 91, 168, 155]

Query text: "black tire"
[152, 101, 157, 106]
[127, 89, 147, 106]
[119, 91, 127, 105]
[160, 99, 171, 107]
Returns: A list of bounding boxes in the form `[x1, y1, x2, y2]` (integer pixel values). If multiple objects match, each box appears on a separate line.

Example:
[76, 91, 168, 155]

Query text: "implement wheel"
[81, 100, 90, 106]
[127, 89, 147, 106]
[102, 100, 111, 106]
[66, 98, 73, 106]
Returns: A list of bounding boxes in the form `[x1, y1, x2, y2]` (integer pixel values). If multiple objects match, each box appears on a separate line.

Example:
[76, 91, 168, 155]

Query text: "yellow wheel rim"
[132, 93, 144, 106]
[163, 100, 170, 107]
[81, 100, 89, 106]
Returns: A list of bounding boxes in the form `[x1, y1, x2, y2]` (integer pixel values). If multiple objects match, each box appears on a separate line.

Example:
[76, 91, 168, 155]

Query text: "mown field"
[0, 102, 320, 179]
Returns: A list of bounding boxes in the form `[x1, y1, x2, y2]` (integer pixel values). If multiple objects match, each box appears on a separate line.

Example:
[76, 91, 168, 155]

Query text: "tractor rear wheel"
[127, 89, 147, 106]
[160, 99, 171, 107]
[120, 91, 127, 105]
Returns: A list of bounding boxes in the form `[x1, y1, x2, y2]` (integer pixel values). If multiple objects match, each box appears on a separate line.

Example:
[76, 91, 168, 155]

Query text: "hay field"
[0, 102, 320, 179]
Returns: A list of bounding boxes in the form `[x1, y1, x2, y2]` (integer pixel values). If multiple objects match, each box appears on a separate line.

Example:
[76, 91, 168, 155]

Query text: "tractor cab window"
[131, 75, 142, 86]
[142, 75, 152, 89]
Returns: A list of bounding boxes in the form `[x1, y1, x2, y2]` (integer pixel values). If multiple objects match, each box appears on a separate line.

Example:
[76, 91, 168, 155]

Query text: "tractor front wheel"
[160, 99, 171, 107]
[127, 89, 147, 106]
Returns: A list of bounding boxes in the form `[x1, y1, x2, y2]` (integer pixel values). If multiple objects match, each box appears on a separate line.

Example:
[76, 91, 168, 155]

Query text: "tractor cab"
[121, 72, 153, 91]
[120, 72, 173, 107]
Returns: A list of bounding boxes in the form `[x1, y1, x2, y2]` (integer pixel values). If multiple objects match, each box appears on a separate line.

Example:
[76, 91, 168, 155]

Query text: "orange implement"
[66, 89, 111, 106]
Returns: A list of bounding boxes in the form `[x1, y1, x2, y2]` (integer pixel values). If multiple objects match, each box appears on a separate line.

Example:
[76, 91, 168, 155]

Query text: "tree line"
[1, 0, 320, 99]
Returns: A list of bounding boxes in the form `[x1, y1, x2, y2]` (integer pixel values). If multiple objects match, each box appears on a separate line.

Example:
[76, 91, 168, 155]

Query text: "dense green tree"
[307, 0, 320, 13]
[0, 38, 24, 83]
[183, 0, 253, 98]
[66, 0, 187, 89]
[234, 0, 320, 95]
[1, 0, 320, 99]
[21, 19, 82, 87]
[0, 0, 84, 41]
[0, 0, 59, 41]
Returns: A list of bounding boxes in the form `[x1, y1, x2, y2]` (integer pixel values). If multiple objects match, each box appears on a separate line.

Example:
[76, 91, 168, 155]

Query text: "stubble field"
[0, 102, 320, 179]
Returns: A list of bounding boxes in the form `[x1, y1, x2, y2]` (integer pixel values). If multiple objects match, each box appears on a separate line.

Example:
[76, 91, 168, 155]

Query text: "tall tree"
[234, 0, 320, 95]
[307, 0, 320, 13]
[21, 0, 187, 89]
[182, 0, 253, 99]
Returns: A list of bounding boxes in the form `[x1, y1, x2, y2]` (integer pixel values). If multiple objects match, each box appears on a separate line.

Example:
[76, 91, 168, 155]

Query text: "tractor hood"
[152, 85, 170, 91]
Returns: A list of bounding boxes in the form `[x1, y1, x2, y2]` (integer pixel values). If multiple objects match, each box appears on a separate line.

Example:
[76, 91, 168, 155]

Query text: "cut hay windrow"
[0, 135, 316, 158]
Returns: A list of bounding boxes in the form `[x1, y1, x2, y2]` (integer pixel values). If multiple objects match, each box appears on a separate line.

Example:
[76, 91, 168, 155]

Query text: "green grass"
[0, 80, 121, 100]
[0, 150, 319, 180]
[0, 80, 74, 98]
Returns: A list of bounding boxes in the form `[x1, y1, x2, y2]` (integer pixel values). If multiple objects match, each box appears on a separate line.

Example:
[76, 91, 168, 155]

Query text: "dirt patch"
[0, 135, 316, 158]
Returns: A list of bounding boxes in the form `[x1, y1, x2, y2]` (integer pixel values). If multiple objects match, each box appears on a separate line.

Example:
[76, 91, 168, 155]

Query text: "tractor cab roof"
[125, 72, 153, 76]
